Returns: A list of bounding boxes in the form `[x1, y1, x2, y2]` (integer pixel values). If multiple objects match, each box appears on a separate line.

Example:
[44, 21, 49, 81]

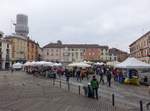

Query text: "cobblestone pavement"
[0, 71, 129, 111]
[59, 75, 150, 111]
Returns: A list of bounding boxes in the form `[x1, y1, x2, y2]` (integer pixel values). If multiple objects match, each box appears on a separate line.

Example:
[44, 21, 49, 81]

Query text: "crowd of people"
[10, 62, 150, 109]
[23, 63, 128, 86]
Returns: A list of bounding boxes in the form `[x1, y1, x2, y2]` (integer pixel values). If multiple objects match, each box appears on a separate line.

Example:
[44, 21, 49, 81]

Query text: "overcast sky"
[0, 0, 150, 52]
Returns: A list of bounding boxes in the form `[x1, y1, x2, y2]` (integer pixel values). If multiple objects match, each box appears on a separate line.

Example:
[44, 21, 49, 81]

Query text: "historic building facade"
[129, 31, 150, 63]
[5, 34, 28, 63]
[0, 31, 12, 69]
[109, 48, 128, 62]
[27, 38, 39, 61]
[42, 41, 110, 63]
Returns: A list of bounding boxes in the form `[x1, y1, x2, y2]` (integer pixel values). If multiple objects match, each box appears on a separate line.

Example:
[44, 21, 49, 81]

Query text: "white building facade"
[42, 43, 84, 63]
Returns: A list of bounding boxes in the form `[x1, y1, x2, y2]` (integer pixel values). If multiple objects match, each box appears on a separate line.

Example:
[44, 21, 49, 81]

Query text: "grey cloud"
[0, 0, 150, 52]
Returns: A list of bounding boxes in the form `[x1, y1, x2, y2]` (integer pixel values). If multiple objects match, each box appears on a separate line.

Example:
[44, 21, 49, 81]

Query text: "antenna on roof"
[10, 19, 15, 35]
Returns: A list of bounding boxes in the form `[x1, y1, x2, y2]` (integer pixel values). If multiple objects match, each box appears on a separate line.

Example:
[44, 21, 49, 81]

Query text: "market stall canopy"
[53, 63, 62, 67]
[13, 62, 23, 69]
[24, 61, 55, 66]
[68, 62, 91, 68]
[94, 62, 104, 66]
[83, 61, 94, 65]
[115, 57, 150, 69]
[23, 61, 32, 66]
[107, 61, 120, 66]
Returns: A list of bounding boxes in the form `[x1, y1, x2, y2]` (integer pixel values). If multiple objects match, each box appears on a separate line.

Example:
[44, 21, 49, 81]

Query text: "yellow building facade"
[5, 35, 28, 63]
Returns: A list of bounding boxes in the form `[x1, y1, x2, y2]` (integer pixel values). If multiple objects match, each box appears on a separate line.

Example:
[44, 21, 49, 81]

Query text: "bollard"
[140, 100, 143, 111]
[59, 80, 61, 88]
[78, 85, 81, 95]
[67, 82, 70, 91]
[112, 94, 115, 106]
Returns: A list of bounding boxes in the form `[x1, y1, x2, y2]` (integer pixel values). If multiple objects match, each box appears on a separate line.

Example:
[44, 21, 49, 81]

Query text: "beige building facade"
[5, 34, 28, 63]
[42, 41, 111, 63]
[129, 31, 150, 63]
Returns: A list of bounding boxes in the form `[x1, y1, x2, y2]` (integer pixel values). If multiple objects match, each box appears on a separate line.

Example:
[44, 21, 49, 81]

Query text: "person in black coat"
[65, 68, 70, 83]
[106, 69, 112, 87]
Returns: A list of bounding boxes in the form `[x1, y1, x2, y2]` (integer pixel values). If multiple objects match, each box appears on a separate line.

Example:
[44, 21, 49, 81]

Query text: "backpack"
[91, 80, 99, 89]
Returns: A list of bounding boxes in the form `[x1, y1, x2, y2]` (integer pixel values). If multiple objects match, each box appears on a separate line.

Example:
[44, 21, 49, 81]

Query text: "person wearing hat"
[90, 75, 99, 99]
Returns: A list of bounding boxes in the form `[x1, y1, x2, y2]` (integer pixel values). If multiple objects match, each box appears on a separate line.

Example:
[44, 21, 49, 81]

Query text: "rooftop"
[129, 31, 150, 47]
[43, 41, 108, 49]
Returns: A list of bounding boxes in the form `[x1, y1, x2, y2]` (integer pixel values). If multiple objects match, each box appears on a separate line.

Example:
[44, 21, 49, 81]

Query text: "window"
[7, 44, 9, 48]
[32, 44, 34, 48]
[6, 49, 9, 54]
[47, 52, 49, 55]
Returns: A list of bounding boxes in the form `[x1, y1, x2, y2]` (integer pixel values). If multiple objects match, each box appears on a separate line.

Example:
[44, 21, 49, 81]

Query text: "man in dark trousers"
[65, 68, 70, 83]
[106, 69, 112, 87]
[90, 75, 99, 99]
[99, 68, 104, 84]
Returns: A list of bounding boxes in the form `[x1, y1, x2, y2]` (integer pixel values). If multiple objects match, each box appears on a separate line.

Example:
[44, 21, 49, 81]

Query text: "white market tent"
[115, 57, 150, 69]
[107, 61, 120, 66]
[83, 61, 94, 65]
[68, 62, 91, 68]
[24, 61, 32, 66]
[23, 61, 60, 67]
[53, 63, 62, 67]
[94, 62, 104, 66]
[13, 62, 23, 69]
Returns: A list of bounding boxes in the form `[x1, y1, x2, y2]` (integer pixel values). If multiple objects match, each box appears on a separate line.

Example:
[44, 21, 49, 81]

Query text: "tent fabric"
[13, 63, 23, 69]
[24, 61, 32, 66]
[115, 57, 150, 69]
[53, 63, 62, 66]
[23, 61, 61, 67]
[107, 61, 120, 66]
[94, 62, 104, 66]
[68, 62, 91, 68]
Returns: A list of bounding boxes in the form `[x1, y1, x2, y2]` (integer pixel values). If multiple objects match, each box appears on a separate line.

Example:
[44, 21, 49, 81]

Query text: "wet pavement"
[60, 74, 150, 110]
[0, 71, 130, 111]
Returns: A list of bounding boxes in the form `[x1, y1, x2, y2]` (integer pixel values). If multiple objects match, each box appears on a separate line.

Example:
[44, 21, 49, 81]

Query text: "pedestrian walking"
[106, 69, 112, 87]
[90, 75, 99, 99]
[86, 68, 89, 80]
[112, 68, 117, 81]
[99, 68, 104, 84]
[76, 68, 81, 81]
[65, 68, 70, 83]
